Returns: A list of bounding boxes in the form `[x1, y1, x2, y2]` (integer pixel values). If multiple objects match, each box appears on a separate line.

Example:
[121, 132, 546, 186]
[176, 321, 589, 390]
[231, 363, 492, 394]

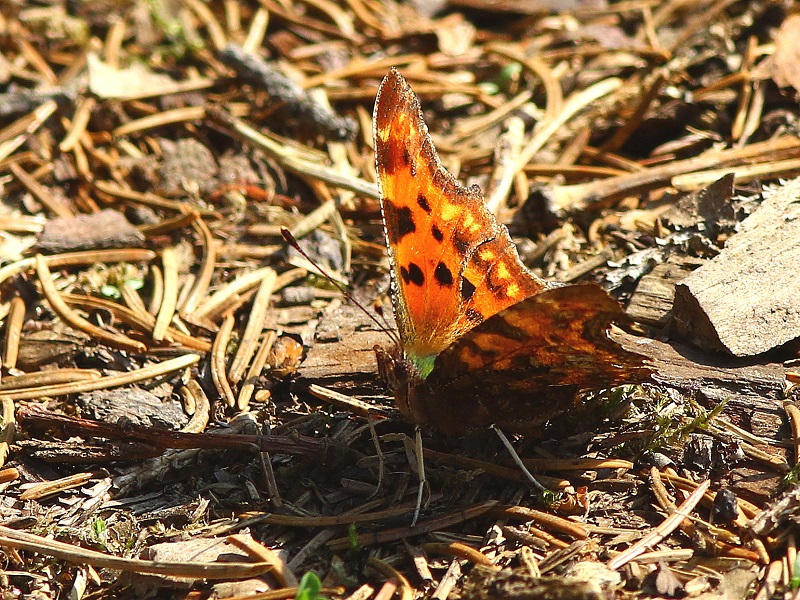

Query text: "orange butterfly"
[373, 69, 652, 435]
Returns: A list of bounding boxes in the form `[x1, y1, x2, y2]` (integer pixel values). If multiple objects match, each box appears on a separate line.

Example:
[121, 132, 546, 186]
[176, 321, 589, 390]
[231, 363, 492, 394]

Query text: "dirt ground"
[0, 0, 799, 598]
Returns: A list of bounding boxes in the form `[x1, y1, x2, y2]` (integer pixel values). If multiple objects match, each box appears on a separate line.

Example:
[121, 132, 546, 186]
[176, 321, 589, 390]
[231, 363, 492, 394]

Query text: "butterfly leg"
[367, 416, 384, 497]
[491, 425, 547, 493]
[411, 426, 429, 527]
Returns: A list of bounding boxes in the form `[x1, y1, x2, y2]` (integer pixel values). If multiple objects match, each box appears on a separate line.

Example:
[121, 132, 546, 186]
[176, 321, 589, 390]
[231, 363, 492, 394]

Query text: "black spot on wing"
[401, 263, 424, 286]
[417, 193, 431, 213]
[461, 278, 476, 301]
[432, 225, 444, 242]
[396, 206, 416, 238]
[434, 262, 453, 287]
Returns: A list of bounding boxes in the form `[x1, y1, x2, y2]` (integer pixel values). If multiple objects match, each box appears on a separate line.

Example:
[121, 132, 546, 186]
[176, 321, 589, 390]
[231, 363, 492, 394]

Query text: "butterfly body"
[373, 69, 651, 434]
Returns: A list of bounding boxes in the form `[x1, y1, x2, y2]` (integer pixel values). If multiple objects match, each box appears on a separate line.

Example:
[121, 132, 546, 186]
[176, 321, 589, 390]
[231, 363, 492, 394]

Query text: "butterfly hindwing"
[418, 284, 653, 434]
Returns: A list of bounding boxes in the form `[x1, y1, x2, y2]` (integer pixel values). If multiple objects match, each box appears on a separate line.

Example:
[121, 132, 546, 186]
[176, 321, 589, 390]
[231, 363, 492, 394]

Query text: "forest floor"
[0, 0, 799, 598]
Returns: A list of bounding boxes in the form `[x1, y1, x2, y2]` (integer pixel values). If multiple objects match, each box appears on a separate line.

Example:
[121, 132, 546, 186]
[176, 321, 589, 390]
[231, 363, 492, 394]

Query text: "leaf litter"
[0, 1, 798, 598]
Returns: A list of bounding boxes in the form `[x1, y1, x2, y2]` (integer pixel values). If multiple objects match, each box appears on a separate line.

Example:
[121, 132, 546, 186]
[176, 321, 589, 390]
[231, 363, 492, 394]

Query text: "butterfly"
[373, 69, 652, 435]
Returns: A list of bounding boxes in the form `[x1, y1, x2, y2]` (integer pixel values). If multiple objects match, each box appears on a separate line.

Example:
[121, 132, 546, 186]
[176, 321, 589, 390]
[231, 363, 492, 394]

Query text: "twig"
[17, 407, 332, 458]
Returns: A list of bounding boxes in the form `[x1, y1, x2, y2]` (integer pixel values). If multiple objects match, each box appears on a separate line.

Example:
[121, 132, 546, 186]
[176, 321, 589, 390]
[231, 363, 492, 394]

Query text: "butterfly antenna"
[281, 227, 400, 345]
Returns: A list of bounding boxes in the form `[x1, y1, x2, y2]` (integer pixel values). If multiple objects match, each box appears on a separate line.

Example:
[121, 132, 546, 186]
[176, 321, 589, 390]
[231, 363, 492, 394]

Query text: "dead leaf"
[768, 14, 800, 90]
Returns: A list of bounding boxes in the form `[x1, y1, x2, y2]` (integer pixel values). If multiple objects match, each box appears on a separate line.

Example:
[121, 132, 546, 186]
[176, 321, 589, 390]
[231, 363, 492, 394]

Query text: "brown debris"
[764, 14, 800, 91]
[0, 1, 799, 598]
[37, 209, 144, 253]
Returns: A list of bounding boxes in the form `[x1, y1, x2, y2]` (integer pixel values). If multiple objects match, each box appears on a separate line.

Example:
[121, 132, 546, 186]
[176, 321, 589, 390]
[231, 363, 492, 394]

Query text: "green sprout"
[295, 572, 327, 600]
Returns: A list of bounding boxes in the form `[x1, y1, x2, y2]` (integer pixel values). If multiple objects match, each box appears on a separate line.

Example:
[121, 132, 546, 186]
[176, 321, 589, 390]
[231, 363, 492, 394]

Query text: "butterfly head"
[375, 344, 432, 427]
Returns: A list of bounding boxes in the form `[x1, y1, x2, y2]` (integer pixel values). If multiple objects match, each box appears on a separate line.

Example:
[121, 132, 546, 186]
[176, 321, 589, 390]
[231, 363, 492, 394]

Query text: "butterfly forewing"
[374, 69, 547, 368]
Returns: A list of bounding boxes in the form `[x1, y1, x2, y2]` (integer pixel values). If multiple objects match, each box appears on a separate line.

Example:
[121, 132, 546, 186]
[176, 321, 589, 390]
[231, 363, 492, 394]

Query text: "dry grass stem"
[181, 379, 212, 433]
[0, 249, 156, 288]
[36, 255, 147, 354]
[308, 384, 390, 419]
[63, 293, 211, 352]
[0, 398, 15, 468]
[0, 100, 57, 162]
[0, 526, 274, 579]
[226, 534, 299, 587]
[10, 163, 73, 218]
[422, 542, 496, 567]
[19, 472, 94, 501]
[152, 246, 179, 342]
[1, 3, 795, 596]
[3, 296, 25, 369]
[0, 354, 199, 401]
[516, 77, 623, 175]
[423, 447, 569, 489]
[366, 557, 413, 600]
[546, 135, 800, 214]
[491, 505, 589, 540]
[60, 96, 96, 153]
[237, 330, 278, 411]
[211, 312, 237, 407]
[229, 270, 277, 383]
[327, 501, 499, 550]
[193, 266, 290, 320]
[608, 480, 710, 570]
[179, 219, 217, 315]
[0, 369, 101, 390]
